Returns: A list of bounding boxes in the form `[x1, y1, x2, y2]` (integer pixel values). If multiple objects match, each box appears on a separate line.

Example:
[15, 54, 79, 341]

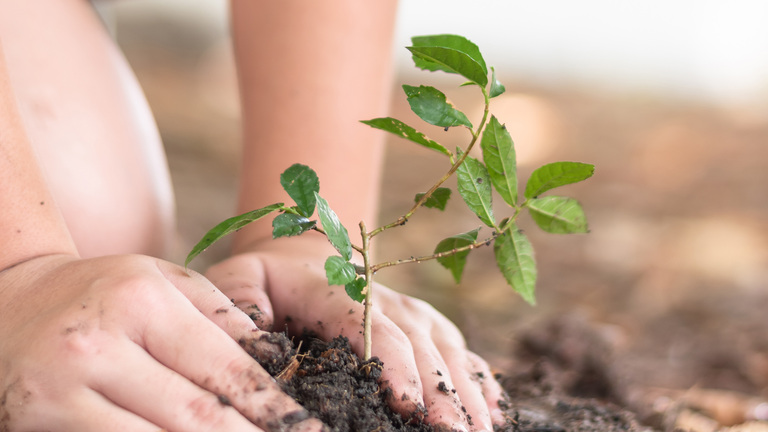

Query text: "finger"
[134, 276, 323, 432]
[466, 351, 506, 426]
[158, 262, 290, 365]
[90, 337, 267, 432]
[266, 282, 427, 419]
[441, 351, 498, 431]
[367, 310, 427, 419]
[8, 387, 164, 432]
[159, 260, 266, 334]
[376, 294, 469, 429]
[409, 337, 468, 429]
[204, 255, 275, 330]
[61, 389, 177, 432]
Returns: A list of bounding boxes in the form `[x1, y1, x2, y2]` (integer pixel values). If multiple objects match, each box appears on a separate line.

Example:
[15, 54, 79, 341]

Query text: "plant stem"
[370, 87, 492, 238]
[359, 221, 374, 361]
[371, 203, 521, 274]
[371, 231, 499, 273]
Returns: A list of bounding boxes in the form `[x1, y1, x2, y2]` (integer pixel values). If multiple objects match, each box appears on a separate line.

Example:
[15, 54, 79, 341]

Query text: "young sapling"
[185, 34, 594, 362]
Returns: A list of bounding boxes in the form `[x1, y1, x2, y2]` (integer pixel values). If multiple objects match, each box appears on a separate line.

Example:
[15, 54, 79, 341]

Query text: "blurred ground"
[110, 7, 768, 431]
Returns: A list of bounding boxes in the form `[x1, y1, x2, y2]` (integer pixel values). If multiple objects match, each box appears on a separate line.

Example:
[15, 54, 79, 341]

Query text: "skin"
[0, 0, 505, 431]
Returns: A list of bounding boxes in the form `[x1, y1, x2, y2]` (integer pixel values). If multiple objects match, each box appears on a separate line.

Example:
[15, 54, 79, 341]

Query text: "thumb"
[205, 254, 275, 331]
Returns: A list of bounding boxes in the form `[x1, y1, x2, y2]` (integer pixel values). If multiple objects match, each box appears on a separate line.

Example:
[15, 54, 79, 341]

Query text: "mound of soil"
[240, 331, 647, 432]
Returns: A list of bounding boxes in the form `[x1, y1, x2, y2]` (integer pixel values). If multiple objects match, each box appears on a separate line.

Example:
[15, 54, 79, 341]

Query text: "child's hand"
[207, 236, 507, 432]
[0, 254, 324, 432]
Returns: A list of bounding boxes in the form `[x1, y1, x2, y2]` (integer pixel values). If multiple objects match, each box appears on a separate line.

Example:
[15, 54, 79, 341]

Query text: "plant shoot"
[186, 34, 594, 361]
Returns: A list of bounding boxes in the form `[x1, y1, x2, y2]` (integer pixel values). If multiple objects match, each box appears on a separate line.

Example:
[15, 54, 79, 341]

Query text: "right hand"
[206, 237, 507, 431]
[0, 253, 325, 432]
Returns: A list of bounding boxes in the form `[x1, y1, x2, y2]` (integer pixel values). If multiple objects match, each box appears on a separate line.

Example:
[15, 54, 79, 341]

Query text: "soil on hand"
[241, 332, 647, 432]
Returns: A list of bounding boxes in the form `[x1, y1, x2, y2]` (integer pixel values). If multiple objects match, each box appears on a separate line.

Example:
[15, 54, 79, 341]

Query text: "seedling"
[186, 34, 594, 361]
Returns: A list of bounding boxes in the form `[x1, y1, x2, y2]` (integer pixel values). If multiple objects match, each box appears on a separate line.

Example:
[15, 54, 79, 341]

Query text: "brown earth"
[111, 8, 768, 432]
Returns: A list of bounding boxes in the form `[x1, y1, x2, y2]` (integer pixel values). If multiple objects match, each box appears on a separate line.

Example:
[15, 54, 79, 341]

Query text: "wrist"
[0, 253, 77, 306]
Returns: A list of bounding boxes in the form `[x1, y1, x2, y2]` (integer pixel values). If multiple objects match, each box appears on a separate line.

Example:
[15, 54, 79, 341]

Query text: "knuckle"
[185, 394, 229, 429]
[58, 327, 99, 360]
[99, 275, 168, 316]
[50, 311, 103, 362]
[398, 294, 431, 313]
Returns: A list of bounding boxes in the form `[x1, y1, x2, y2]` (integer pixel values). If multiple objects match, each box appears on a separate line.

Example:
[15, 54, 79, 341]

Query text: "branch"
[370, 87, 492, 238]
[370, 232, 497, 273]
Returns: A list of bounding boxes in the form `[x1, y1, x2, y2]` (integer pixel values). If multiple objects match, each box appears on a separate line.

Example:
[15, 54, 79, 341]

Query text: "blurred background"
[99, 0, 768, 417]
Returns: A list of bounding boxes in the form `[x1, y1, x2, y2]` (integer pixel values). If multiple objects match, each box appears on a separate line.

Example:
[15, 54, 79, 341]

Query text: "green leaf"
[414, 187, 452, 211]
[480, 116, 517, 206]
[402, 85, 472, 128]
[524, 162, 595, 199]
[434, 228, 480, 283]
[494, 226, 537, 305]
[407, 46, 488, 87]
[272, 213, 316, 239]
[410, 34, 488, 77]
[314, 193, 352, 261]
[324, 256, 357, 286]
[280, 164, 319, 217]
[456, 149, 495, 227]
[361, 117, 451, 157]
[345, 277, 367, 303]
[489, 67, 506, 98]
[527, 196, 589, 234]
[185, 203, 284, 268]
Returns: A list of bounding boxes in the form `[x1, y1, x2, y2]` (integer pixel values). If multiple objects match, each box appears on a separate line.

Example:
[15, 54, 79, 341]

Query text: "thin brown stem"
[359, 221, 374, 361]
[370, 87, 491, 238]
[370, 232, 497, 273]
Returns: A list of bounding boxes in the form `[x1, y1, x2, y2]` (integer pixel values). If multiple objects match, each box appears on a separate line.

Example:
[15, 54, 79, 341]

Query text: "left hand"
[205, 236, 506, 431]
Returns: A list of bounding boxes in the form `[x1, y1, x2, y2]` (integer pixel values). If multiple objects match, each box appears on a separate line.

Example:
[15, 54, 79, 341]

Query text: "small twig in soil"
[276, 341, 305, 382]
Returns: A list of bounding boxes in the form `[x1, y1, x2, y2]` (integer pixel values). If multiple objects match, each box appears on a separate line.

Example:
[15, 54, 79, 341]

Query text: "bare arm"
[0, 38, 322, 432]
[229, 0, 397, 250]
[0, 43, 76, 271]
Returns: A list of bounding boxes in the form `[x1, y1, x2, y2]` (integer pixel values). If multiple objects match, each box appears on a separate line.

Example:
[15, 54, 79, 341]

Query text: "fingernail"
[491, 408, 505, 424]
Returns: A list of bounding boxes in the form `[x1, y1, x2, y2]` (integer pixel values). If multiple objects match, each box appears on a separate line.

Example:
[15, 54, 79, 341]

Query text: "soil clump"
[241, 331, 648, 432]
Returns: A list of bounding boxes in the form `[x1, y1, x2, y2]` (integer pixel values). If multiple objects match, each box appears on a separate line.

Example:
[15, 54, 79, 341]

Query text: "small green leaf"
[402, 85, 472, 128]
[456, 149, 495, 227]
[480, 116, 517, 206]
[345, 277, 367, 303]
[272, 213, 316, 239]
[410, 34, 488, 77]
[314, 193, 352, 261]
[414, 187, 452, 211]
[361, 117, 450, 157]
[407, 46, 488, 87]
[527, 196, 589, 234]
[280, 164, 319, 217]
[185, 203, 284, 268]
[524, 162, 595, 199]
[494, 226, 537, 305]
[489, 67, 506, 98]
[324, 256, 357, 286]
[434, 228, 480, 283]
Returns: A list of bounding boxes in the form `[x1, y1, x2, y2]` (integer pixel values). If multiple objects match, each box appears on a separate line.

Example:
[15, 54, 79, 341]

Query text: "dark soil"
[240, 330, 648, 432]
